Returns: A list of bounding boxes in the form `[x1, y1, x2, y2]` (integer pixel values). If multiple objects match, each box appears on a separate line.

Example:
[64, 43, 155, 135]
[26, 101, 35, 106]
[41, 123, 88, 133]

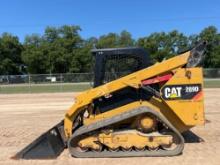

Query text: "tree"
[96, 33, 120, 48]
[70, 43, 93, 73]
[137, 30, 189, 62]
[0, 33, 23, 75]
[1, 25, 220, 76]
[198, 26, 220, 68]
[22, 34, 49, 73]
[119, 30, 134, 47]
[44, 27, 59, 43]
[22, 25, 84, 74]
[96, 30, 134, 48]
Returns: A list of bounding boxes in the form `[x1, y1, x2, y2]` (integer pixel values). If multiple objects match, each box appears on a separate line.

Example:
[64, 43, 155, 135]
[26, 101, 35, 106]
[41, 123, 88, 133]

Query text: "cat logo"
[164, 87, 182, 99]
[162, 84, 201, 100]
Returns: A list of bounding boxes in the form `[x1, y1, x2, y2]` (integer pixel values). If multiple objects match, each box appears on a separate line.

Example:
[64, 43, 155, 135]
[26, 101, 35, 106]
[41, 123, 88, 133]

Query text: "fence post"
[7, 75, 9, 84]
[60, 73, 63, 92]
[28, 74, 31, 93]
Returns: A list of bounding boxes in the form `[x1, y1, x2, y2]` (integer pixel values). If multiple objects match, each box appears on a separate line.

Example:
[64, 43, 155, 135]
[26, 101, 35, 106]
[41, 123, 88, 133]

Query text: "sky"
[0, 0, 220, 42]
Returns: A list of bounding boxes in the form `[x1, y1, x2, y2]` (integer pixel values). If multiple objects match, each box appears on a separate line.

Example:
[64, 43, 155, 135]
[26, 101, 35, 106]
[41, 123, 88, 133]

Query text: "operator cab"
[91, 47, 152, 114]
[91, 47, 152, 87]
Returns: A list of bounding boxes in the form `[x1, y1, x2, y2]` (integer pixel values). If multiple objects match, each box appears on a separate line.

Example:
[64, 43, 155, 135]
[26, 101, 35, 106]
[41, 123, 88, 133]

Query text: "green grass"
[0, 79, 219, 94]
[204, 79, 220, 88]
[0, 83, 91, 94]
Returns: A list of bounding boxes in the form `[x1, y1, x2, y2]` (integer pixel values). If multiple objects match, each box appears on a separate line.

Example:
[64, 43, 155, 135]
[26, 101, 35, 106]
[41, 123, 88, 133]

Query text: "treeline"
[0, 25, 220, 75]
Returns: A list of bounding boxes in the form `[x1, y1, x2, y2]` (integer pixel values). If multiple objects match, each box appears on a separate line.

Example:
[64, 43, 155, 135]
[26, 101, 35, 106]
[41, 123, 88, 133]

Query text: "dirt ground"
[0, 89, 220, 165]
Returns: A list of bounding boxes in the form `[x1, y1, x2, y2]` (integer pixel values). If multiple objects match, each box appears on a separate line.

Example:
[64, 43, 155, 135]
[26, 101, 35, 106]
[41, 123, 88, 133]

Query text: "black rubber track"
[68, 106, 184, 158]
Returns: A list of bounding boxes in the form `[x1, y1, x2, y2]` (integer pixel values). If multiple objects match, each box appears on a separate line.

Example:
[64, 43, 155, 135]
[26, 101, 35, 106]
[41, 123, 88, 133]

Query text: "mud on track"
[0, 89, 220, 165]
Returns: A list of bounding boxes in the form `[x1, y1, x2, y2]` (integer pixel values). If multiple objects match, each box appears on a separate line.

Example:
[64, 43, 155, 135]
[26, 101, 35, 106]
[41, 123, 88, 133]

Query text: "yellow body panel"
[83, 101, 157, 126]
[83, 101, 189, 132]
[161, 68, 205, 126]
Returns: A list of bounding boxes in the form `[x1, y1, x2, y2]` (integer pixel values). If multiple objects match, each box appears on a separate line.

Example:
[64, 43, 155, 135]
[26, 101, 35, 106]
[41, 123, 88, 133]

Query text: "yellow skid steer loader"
[14, 41, 207, 159]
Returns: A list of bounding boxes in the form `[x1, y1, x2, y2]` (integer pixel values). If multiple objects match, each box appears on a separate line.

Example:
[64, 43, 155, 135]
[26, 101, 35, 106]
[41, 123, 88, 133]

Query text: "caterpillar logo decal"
[161, 84, 202, 100]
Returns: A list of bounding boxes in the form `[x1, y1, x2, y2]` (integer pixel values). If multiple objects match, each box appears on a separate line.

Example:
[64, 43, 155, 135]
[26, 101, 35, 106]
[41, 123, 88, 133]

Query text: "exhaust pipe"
[187, 41, 207, 67]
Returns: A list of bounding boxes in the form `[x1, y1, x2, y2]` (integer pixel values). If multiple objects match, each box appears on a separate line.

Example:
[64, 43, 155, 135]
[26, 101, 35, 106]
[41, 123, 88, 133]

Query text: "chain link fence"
[203, 68, 220, 78]
[0, 69, 220, 93]
[0, 73, 94, 84]
[0, 73, 93, 93]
